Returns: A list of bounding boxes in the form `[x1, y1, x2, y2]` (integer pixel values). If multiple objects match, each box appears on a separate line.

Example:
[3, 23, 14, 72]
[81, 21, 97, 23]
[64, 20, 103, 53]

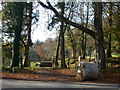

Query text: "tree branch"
[38, 1, 96, 39]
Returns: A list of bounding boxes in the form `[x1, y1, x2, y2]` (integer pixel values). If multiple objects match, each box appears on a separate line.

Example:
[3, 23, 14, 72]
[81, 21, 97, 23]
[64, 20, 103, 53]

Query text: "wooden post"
[76, 56, 83, 80]
[77, 56, 81, 74]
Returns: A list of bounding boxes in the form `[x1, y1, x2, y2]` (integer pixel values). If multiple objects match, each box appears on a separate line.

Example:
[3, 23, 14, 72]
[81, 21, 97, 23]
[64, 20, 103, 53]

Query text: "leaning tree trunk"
[39, 1, 106, 69]
[60, 2, 67, 68]
[94, 2, 106, 69]
[12, 2, 24, 67]
[24, 2, 32, 67]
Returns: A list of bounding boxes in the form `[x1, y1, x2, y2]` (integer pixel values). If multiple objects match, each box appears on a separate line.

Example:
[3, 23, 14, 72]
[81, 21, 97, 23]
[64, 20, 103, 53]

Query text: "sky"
[0, 1, 95, 43]
[31, 2, 57, 43]
[0, 2, 57, 43]
[0, 3, 2, 40]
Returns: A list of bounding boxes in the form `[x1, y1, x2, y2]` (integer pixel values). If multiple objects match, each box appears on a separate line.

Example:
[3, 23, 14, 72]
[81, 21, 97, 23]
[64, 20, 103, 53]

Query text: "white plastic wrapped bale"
[77, 61, 99, 80]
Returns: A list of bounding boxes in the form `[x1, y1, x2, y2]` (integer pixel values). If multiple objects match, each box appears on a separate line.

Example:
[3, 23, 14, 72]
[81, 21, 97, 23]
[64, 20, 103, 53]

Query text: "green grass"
[86, 56, 95, 59]
[58, 60, 61, 68]
[85, 54, 120, 59]
[30, 62, 55, 69]
[30, 62, 36, 68]
[112, 54, 120, 57]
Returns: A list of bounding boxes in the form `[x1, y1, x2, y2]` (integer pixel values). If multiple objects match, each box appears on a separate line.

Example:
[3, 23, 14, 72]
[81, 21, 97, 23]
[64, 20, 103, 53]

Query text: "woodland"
[1, 1, 120, 83]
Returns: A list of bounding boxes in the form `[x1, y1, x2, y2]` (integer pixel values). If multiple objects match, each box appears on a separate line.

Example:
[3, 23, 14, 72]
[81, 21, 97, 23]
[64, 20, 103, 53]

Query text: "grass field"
[112, 54, 120, 57]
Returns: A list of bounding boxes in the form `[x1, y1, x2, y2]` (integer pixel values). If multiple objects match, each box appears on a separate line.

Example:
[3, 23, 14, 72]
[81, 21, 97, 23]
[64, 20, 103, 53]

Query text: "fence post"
[77, 56, 81, 73]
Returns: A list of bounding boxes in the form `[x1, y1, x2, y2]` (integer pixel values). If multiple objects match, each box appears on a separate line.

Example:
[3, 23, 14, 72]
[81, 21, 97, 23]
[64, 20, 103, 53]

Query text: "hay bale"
[77, 62, 99, 80]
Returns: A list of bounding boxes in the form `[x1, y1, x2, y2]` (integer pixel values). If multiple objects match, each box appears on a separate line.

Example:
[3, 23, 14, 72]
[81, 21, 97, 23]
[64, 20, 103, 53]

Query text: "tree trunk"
[55, 32, 60, 67]
[81, 32, 84, 58]
[107, 3, 113, 58]
[107, 33, 112, 58]
[81, 32, 86, 59]
[60, 23, 67, 68]
[83, 34, 87, 59]
[94, 2, 106, 69]
[9, 48, 12, 66]
[117, 2, 120, 31]
[67, 26, 76, 60]
[60, 21, 67, 68]
[80, 3, 85, 59]
[12, 3, 24, 67]
[24, 2, 32, 67]
[60, 2, 67, 68]
[83, 3, 89, 59]
[2, 56, 5, 66]
[39, 2, 106, 69]
[72, 43, 76, 59]
[39, 2, 96, 39]
[116, 3, 120, 42]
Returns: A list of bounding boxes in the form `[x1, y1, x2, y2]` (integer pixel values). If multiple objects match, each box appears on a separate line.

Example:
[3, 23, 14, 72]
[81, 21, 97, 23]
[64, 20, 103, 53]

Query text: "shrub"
[2, 66, 12, 72]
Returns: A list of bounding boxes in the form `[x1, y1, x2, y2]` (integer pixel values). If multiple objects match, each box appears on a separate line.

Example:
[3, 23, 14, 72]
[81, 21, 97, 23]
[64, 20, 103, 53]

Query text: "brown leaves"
[2, 68, 120, 84]
[2, 68, 78, 82]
